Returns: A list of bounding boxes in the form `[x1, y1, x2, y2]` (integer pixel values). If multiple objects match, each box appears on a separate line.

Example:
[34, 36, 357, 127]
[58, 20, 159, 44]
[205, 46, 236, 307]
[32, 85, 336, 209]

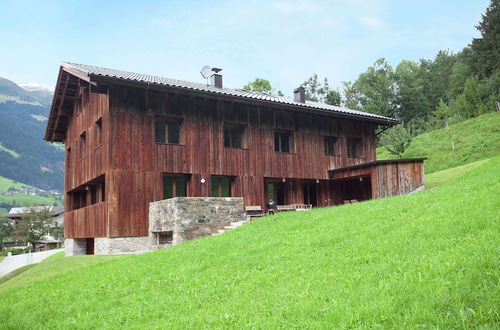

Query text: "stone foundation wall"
[95, 236, 150, 255]
[149, 197, 244, 248]
[65, 238, 86, 256]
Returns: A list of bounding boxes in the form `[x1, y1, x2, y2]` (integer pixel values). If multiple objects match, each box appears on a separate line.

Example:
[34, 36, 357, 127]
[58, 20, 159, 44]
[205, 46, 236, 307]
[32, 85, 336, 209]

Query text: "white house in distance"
[5, 206, 64, 251]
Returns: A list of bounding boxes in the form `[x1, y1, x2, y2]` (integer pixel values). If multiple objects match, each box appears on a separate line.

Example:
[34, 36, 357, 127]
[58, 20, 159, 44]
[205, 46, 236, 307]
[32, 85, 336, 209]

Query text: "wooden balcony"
[65, 201, 107, 238]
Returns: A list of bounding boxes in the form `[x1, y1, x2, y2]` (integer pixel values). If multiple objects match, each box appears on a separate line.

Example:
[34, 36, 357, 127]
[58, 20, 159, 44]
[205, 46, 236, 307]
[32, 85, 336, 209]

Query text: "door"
[267, 182, 285, 205]
[303, 182, 318, 207]
[86, 238, 94, 255]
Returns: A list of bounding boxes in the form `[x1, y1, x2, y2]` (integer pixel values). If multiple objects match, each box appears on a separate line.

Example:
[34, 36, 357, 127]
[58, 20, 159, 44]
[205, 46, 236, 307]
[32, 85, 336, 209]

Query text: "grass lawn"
[0, 255, 4, 263]
[42, 251, 64, 263]
[377, 112, 500, 173]
[0, 157, 498, 328]
[425, 159, 489, 189]
[0, 264, 37, 286]
[0, 254, 119, 292]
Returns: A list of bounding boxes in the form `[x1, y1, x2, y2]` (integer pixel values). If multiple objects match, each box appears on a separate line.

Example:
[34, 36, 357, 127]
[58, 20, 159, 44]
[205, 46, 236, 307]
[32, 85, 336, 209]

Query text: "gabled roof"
[45, 62, 399, 141]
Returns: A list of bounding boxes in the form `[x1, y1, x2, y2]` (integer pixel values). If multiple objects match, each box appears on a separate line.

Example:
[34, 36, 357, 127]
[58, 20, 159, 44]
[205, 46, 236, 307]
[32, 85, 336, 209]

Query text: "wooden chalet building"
[45, 63, 425, 255]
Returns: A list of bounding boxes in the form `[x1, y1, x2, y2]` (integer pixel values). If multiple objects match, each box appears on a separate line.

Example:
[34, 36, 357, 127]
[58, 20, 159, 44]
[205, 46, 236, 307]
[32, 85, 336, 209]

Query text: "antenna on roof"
[200, 65, 213, 86]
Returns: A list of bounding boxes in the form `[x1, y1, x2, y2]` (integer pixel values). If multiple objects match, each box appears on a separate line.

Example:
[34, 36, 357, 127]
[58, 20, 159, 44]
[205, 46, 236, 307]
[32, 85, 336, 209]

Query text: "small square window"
[324, 136, 338, 155]
[223, 125, 244, 148]
[157, 231, 173, 245]
[274, 131, 292, 153]
[156, 118, 182, 144]
[347, 138, 362, 158]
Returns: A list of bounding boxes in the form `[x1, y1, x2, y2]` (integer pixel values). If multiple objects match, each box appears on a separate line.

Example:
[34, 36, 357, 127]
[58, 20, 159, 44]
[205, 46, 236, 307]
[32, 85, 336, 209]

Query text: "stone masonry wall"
[149, 197, 245, 249]
[64, 238, 86, 256]
[95, 236, 150, 255]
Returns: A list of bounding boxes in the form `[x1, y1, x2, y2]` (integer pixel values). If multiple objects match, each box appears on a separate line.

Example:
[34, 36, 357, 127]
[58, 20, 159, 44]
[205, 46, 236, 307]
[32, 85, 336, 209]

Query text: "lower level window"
[163, 175, 187, 199]
[211, 176, 232, 197]
[157, 231, 173, 245]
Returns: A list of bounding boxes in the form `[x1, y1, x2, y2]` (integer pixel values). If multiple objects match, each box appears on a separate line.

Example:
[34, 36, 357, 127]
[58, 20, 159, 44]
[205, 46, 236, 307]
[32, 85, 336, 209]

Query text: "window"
[95, 118, 102, 146]
[347, 138, 362, 158]
[82, 87, 89, 110]
[156, 118, 182, 144]
[211, 176, 232, 197]
[90, 185, 97, 204]
[66, 148, 71, 169]
[223, 125, 244, 148]
[274, 131, 292, 153]
[157, 231, 173, 245]
[163, 175, 187, 199]
[75, 98, 82, 115]
[324, 136, 338, 155]
[67, 175, 105, 211]
[80, 132, 86, 159]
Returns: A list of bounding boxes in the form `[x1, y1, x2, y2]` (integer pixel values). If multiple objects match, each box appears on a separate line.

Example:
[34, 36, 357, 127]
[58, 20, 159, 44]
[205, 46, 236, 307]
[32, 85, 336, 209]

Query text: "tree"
[419, 50, 457, 110]
[343, 58, 397, 118]
[470, 0, 500, 77]
[301, 74, 342, 105]
[394, 60, 429, 125]
[380, 125, 412, 158]
[454, 76, 486, 118]
[0, 217, 14, 250]
[325, 90, 342, 106]
[12, 208, 52, 251]
[51, 222, 64, 242]
[433, 99, 452, 128]
[243, 78, 284, 96]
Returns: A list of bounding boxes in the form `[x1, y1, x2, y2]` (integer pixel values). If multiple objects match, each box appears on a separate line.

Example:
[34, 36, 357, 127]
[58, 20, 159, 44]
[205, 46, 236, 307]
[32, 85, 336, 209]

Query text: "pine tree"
[470, 0, 500, 77]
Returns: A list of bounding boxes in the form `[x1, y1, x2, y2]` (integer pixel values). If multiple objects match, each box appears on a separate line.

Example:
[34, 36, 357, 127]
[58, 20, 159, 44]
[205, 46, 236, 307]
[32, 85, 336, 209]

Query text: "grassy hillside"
[377, 112, 500, 173]
[1, 158, 499, 328]
[0, 175, 62, 215]
[425, 159, 489, 189]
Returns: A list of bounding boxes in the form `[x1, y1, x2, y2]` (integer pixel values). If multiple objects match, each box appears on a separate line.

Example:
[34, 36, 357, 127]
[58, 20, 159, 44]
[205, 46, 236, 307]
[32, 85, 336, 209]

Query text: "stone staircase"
[215, 217, 250, 235]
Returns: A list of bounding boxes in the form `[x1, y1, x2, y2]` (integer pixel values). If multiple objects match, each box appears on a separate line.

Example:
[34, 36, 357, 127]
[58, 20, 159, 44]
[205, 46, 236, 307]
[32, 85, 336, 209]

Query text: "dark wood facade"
[45, 66, 425, 240]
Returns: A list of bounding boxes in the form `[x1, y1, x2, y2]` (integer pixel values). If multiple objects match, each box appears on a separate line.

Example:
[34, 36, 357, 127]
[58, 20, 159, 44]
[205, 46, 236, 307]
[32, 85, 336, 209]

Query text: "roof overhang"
[44, 66, 89, 142]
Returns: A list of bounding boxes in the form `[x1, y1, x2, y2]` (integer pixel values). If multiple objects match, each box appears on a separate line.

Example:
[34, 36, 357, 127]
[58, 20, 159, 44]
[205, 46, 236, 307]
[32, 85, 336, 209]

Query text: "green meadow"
[0, 157, 498, 328]
[377, 112, 500, 174]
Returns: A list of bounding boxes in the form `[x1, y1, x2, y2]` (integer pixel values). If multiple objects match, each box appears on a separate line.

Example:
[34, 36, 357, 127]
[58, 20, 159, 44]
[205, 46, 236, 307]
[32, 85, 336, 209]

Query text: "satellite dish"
[200, 65, 213, 79]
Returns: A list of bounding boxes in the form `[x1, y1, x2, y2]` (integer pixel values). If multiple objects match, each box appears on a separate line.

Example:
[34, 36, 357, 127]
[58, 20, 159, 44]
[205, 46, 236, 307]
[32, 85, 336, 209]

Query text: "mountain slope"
[377, 112, 500, 173]
[1, 157, 498, 328]
[0, 77, 45, 106]
[0, 76, 63, 191]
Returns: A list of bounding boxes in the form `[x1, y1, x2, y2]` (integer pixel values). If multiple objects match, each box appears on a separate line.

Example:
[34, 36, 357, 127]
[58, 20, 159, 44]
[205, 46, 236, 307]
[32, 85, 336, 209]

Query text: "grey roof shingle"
[63, 62, 398, 125]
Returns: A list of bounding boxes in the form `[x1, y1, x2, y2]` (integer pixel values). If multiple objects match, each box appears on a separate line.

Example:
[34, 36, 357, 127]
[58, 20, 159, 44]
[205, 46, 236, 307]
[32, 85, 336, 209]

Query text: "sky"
[0, 0, 490, 97]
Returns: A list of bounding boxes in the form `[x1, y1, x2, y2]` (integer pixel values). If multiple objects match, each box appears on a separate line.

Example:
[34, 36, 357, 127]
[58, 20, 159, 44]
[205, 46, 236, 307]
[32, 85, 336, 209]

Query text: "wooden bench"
[276, 205, 295, 212]
[276, 204, 313, 212]
[293, 204, 312, 211]
[245, 206, 264, 218]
